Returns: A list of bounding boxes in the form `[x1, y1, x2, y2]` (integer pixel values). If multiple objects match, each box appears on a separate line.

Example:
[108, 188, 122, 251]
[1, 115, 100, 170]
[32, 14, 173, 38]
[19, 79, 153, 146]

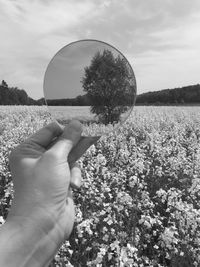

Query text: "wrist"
[0, 213, 62, 267]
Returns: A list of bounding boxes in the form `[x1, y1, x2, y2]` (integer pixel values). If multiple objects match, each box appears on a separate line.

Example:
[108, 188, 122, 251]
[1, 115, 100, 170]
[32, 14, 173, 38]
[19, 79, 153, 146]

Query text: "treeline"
[46, 93, 133, 106]
[47, 84, 200, 106]
[46, 94, 91, 106]
[0, 80, 44, 105]
[1, 80, 200, 106]
[136, 84, 200, 105]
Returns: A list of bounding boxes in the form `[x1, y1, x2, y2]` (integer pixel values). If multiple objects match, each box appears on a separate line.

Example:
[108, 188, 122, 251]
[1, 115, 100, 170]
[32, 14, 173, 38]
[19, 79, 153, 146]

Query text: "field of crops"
[0, 106, 200, 267]
[49, 106, 133, 136]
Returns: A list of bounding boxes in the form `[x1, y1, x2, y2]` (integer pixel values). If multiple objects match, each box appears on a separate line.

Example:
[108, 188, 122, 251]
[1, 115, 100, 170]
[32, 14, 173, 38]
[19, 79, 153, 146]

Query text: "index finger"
[68, 136, 100, 166]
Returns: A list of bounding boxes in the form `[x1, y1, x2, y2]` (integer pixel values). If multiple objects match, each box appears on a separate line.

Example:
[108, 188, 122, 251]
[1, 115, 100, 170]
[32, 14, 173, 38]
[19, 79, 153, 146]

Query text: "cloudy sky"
[0, 0, 200, 100]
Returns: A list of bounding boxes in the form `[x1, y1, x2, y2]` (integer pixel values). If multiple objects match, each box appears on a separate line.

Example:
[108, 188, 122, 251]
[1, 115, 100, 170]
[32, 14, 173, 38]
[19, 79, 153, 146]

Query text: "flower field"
[0, 106, 200, 267]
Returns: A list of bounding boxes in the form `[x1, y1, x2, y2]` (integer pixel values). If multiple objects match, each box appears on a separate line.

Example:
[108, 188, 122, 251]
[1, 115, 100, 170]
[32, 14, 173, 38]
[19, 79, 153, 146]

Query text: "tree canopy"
[81, 49, 135, 124]
[0, 80, 43, 105]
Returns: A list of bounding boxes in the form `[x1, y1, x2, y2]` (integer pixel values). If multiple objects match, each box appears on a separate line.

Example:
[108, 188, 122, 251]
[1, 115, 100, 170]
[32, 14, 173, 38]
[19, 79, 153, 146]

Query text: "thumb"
[46, 120, 82, 161]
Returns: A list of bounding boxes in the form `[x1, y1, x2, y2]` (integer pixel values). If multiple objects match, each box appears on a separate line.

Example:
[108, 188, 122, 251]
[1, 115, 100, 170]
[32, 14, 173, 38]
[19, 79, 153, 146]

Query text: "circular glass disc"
[43, 39, 137, 136]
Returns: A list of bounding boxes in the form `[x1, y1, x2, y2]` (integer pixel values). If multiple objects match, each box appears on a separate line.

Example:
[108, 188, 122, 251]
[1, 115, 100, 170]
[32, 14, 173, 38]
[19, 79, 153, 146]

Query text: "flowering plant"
[0, 106, 200, 266]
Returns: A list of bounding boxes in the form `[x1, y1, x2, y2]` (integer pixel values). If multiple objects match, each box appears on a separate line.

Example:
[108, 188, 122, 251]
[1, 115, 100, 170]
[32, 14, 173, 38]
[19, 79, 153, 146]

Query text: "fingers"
[68, 136, 100, 166]
[26, 121, 63, 148]
[47, 120, 82, 161]
[70, 162, 82, 189]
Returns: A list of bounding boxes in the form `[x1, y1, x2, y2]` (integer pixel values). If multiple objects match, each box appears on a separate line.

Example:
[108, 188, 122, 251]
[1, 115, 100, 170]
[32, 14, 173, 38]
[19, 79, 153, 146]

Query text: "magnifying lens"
[43, 39, 137, 138]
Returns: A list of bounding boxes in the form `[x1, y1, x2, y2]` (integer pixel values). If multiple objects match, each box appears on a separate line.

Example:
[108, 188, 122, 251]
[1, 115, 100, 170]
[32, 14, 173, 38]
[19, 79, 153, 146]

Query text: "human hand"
[0, 120, 99, 267]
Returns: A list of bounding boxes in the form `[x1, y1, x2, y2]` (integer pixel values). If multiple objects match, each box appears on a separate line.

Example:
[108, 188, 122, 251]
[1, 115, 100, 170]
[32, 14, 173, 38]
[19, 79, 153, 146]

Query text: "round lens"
[43, 39, 137, 136]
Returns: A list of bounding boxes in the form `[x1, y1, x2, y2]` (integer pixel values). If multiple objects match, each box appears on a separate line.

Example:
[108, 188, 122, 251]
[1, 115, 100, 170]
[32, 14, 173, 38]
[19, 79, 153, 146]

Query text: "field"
[49, 106, 133, 136]
[0, 106, 200, 267]
[49, 106, 92, 121]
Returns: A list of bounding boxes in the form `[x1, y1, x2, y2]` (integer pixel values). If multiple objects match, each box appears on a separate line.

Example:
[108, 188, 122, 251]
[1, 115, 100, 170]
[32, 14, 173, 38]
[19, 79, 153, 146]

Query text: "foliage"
[46, 95, 91, 106]
[0, 80, 43, 105]
[1, 80, 8, 88]
[136, 84, 200, 105]
[0, 106, 200, 267]
[81, 50, 135, 124]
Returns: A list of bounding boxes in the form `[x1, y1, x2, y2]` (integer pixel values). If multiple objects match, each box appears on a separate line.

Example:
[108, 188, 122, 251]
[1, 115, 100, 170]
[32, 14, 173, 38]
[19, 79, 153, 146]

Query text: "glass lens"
[43, 39, 137, 136]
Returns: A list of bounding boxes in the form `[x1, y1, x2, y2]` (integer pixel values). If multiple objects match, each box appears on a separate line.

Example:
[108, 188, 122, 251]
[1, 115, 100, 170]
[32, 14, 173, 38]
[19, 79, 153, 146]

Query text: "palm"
[9, 122, 98, 242]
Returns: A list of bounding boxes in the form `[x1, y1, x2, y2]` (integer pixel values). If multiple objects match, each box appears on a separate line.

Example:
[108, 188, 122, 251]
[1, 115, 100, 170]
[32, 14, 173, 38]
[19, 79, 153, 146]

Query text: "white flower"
[0, 216, 5, 225]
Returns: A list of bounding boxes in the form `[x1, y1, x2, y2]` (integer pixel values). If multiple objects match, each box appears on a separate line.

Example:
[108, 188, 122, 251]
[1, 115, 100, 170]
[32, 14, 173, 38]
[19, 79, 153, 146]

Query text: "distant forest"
[136, 84, 200, 105]
[0, 80, 200, 106]
[0, 80, 44, 105]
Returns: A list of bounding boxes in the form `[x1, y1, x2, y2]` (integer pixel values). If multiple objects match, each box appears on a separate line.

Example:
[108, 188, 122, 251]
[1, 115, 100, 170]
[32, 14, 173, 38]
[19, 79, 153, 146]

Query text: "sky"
[44, 40, 134, 99]
[0, 0, 200, 100]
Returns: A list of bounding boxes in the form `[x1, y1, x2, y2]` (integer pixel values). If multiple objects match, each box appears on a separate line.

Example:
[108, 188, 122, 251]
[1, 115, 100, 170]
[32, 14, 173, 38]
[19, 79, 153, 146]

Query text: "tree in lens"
[81, 49, 135, 124]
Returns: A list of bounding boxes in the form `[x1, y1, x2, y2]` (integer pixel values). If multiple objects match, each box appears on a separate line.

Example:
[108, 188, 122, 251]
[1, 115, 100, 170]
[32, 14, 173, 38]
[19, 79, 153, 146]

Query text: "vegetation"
[0, 80, 44, 105]
[136, 84, 200, 105]
[46, 95, 91, 106]
[0, 106, 200, 266]
[1, 79, 200, 107]
[81, 49, 135, 124]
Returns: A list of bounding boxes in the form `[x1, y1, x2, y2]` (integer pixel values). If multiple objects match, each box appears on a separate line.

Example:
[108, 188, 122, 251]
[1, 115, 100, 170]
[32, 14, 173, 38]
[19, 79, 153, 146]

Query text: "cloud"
[75, 0, 200, 54]
[0, 0, 199, 98]
[0, 0, 96, 34]
[0, 0, 97, 98]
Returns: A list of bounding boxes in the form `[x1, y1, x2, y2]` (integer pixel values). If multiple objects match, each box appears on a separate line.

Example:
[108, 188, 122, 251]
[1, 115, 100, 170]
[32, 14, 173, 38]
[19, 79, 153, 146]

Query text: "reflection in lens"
[43, 40, 137, 136]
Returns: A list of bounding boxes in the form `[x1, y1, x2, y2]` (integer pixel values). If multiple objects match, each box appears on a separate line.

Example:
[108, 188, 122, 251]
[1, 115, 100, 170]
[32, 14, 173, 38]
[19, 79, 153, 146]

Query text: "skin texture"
[0, 120, 99, 267]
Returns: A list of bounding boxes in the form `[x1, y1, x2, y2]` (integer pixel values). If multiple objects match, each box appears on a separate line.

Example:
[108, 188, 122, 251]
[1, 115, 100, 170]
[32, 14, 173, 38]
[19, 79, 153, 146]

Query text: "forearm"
[0, 216, 60, 267]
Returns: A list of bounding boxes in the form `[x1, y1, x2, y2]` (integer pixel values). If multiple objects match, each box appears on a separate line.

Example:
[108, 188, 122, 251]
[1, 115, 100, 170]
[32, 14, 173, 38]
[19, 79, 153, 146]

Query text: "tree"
[81, 49, 135, 124]
[1, 80, 8, 87]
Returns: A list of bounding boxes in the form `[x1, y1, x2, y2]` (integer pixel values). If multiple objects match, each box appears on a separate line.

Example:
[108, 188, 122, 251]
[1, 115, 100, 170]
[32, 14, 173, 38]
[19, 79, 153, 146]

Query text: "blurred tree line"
[46, 94, 91, 106]
[136, 84, 200, 105]
[48, 84, 200, 106]
[1, 80, 200, 106]
[0, 80, 44, 105]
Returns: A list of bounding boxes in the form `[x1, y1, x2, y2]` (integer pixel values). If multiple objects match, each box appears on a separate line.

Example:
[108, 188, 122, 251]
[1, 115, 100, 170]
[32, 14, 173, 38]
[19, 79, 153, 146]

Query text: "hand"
[0, 120, 99, 267]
